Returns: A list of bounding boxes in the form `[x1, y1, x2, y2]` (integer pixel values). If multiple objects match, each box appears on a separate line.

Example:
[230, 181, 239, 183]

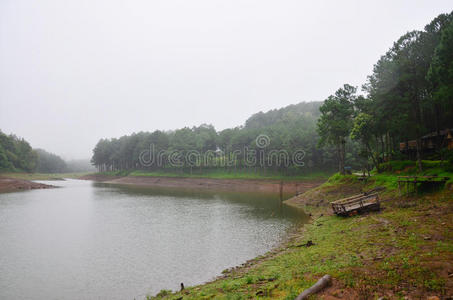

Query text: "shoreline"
[147, 173, 452, 299]
[206, 215, 314, 286]
[80, 173, 324, 195]
[3, 172, 450, 298]
[0, 176, 56, 193]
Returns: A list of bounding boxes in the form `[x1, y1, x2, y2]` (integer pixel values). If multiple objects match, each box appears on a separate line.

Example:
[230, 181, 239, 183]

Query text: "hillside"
[244, 101, 322, 129]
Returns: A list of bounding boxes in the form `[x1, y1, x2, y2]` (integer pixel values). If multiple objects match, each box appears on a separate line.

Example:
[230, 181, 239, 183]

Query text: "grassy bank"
[92, 169, 332, 181]
[0, 172, 89, 180]
[148, 161, 453, 299]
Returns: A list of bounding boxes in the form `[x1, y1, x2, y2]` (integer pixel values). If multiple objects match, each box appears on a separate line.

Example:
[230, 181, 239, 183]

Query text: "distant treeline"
[0, 130, 94, 173]
[92, 11, 453, 175]
[91, 102, 358, 174]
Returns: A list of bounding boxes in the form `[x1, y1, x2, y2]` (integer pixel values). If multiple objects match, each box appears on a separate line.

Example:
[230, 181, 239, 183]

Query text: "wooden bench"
[397, 176, 449, 195]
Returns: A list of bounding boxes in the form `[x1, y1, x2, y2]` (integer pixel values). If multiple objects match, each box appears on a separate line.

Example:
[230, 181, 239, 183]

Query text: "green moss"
[379, 160, 416, 172]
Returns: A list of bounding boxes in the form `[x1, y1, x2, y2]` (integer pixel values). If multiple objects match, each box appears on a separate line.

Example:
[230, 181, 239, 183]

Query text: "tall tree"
[350, 113, 381, 173]
[428, 18, 453, 130]
[317, 84, 356, 174]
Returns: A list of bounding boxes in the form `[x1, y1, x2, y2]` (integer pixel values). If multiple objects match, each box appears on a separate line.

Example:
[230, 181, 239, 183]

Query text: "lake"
[0, 179, 307, 300]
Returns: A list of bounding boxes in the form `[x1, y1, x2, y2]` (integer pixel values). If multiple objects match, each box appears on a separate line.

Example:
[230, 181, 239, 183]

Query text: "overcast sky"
[1, 0, 452, 159]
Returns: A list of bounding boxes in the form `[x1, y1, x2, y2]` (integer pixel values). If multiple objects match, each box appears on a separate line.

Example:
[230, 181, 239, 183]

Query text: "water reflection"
[95, 182, 306, 221]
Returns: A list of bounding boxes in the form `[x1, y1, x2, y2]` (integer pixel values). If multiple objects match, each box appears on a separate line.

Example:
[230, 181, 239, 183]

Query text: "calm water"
[0, 179, 307, 300]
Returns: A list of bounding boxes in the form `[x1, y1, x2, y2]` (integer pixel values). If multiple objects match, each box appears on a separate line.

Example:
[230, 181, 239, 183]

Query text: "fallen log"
[295, 274, 332, 300]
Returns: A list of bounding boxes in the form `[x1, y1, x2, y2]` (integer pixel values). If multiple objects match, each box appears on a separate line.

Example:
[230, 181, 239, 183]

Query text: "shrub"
[444, 150, 453, 172]
[421, 160, 443, 169]
[379, 160, 414, 172]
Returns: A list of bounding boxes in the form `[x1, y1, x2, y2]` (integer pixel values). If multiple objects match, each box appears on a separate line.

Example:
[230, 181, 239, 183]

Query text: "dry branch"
[295, 274, 332, 300]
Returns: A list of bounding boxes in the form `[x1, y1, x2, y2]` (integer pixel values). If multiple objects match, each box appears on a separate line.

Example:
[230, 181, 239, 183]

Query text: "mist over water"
[0, 179, 307, 300]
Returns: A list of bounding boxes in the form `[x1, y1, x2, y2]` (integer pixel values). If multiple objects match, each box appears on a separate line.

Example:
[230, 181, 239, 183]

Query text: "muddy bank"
[284, 180, 363, 210]
[80, 173, 120, 182]
[0, 176, 55, 193]
[82, 174, 324, 195]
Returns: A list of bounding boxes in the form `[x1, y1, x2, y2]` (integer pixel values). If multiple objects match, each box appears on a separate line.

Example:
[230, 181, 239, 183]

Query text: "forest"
[0, 130, 94, 173]
[91, 12, 453, 176]
[0, 130, 37, 172]
[90, 101, 342, 175]
[318, 12, 453, 174]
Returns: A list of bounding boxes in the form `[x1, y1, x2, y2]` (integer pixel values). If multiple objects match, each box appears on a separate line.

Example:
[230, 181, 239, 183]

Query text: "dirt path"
[0, 176, 55, 193]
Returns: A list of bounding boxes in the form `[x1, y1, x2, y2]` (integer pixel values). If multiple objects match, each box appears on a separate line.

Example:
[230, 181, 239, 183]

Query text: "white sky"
[1, 0, 452, 159]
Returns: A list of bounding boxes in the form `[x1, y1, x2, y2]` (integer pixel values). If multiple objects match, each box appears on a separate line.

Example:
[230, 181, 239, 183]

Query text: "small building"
[400, 128, 453, 153]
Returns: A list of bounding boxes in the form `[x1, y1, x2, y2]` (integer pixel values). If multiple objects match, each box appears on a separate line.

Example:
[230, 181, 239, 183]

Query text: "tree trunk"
[295, 275, 332, 300]
[366, 142, 380, 173]
[337, 144, 343, 175]
[341, 139, 346, 174]
[434, 102, 442, 154]
[416, 137, 423, 173]
[380, 135, 385, 162]
[338, 138, 345, 175]
[385, 131, 392, 161]
[413, 88, 423, 173]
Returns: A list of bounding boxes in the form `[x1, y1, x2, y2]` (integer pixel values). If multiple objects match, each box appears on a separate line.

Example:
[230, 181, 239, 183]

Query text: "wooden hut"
[400, 128, 453, 154]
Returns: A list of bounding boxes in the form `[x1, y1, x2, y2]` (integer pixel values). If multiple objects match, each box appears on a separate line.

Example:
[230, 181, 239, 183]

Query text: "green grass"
[293, 160, 452, 196]
[379, 160, 451, 174]
[94, 169, 332, 181]
[364, 160, 453, 193]
[0, 172, 89, 180]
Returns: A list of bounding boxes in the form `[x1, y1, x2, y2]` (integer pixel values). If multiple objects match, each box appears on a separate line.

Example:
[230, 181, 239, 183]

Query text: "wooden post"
[279, 181, 283, 202]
